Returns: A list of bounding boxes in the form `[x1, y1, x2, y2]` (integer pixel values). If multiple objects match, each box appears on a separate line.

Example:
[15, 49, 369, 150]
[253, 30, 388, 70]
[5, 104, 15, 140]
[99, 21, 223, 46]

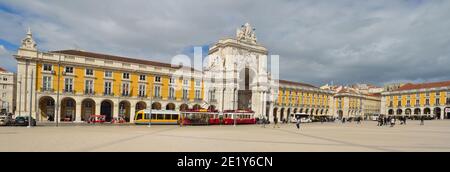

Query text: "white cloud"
[1, 0, 450, 86]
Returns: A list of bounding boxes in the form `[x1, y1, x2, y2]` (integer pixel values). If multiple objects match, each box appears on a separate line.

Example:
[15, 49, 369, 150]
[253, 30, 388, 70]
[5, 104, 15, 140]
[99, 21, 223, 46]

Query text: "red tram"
[222, 110, 256, 125]
[181, 109, 219, 125]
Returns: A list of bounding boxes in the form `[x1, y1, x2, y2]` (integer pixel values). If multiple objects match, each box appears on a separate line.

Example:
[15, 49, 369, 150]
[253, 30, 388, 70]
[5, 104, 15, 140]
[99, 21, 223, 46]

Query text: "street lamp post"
[28, 70, 33, 128]
[148, 86, 153, 128]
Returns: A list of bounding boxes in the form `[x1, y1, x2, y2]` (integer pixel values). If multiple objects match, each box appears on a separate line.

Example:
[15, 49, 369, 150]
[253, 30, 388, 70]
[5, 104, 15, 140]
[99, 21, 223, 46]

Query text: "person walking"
[390, 117, 395, 127]
[404, 116, 407, 125]
[420, 115, 424, 125]
[295, 115, 301, 130]
[273, 116, 280, 128]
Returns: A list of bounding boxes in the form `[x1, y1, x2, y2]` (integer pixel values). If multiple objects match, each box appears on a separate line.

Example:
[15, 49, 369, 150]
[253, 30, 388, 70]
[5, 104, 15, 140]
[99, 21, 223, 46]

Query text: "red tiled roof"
[0, 67, 6, 72]
[51, 50, 186, 69]
[278, 79, 317, 88]
[367, 93, 381, 97]
[396, 80, 450, 91]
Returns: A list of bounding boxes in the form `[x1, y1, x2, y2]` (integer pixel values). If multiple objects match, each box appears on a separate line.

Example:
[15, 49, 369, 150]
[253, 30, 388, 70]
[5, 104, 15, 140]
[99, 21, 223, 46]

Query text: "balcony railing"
[63, 89, 75, 94]
[138, 94, 147, 98]
[84, 90, 95, 95]
[168, 96, 176, 100]
[40, 87, 54, 93]
[122, 93, 131, 97]
[103, 92, 114, 96]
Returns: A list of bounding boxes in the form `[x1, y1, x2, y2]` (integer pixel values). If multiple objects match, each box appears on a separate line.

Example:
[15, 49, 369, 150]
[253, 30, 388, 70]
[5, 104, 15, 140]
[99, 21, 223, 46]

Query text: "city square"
[1, 120, 450, 152]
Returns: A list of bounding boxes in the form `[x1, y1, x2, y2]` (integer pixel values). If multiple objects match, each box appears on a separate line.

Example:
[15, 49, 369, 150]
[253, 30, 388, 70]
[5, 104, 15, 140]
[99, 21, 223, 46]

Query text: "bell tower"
[15, 27, 39, 118]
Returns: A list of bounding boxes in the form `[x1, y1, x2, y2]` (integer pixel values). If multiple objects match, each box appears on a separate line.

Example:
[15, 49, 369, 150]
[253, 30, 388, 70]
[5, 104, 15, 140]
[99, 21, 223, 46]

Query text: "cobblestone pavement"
[1, 120, 450, 152]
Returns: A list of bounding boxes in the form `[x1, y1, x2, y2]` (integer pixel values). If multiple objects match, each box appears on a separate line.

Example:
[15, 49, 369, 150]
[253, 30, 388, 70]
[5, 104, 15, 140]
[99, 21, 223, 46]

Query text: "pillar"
[113, 102, 119, 120]
[95, 102, 101, 116]
[75, 101, 82, 122]
[130, 105, 136, 123]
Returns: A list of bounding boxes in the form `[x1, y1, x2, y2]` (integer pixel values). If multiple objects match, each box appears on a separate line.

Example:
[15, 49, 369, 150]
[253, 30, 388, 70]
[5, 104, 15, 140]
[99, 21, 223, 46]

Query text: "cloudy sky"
[1, 0, 450, 86]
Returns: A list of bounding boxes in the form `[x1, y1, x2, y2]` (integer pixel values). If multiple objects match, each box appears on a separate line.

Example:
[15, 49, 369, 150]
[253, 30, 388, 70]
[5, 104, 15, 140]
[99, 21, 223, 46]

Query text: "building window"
[85, 80, 94, 94]
[416, 100, 420, 106]
[43, 76, 52, 91]
[138, 84, 146, 97]
[195, 80, 201, 87]
[155, 76, 161, 83]
[154, 85, 161, 98]
[169, 87, 175, 99]
[105, 71, 113, 78]
[64, 78, 73, 92]
[406, 100, 410, 107]
[2, 78, 6, 81]
[436, 92, 441, 97]
[123, 73, 130, 80]
[2, 85, 6, 89]
[139, 74, 146, 81]
[2, 93, 5, 98]
[183, 79, 189, 86]
[122, 83, 130, 96]
[209, 90, 216, 101]
[65, 66, 73, 74]
[169, 77, 175, 84]
[43, 64, 53, 72]
[426, 92, 430, 97]
[182, 89, 188, 99]
[425, 99, 430, 105]
[86, 69, 94, 76]
[436, 98, 440, 105]
[195, 90, 201, 99]
[397, 100, 401, 107]
[104, 81, 112, 95]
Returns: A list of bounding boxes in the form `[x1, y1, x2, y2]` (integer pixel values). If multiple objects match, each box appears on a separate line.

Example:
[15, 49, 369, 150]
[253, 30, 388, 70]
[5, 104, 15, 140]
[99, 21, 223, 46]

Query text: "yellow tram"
[134, 109, 180, 125]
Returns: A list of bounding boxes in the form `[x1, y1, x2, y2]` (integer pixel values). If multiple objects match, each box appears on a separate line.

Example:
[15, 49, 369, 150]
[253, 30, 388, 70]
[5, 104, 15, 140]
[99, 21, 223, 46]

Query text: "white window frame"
[169, 87, 175, 99]
[122, 82, 130, 96]
[64, 78, 74, 92]
[155, 76, 161, 83]
[104, 81, 113, 95]
[42, 76, 52, 91]
[105, 71, 113, 78]
[65, 66, 74, 74]
[123, 72, 130, 80]
[139, 74, 146, 81]
[85, 68, 94, 76]
[43, 64, 53, 72]
[85, 80, 94, 94]
[138, 84, 146, 97]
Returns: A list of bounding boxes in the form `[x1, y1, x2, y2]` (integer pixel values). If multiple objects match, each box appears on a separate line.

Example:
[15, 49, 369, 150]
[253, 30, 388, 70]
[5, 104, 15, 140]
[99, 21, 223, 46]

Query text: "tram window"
[164, 114, 171, 120]
[151, 114, 156, 120]
[172, 115, 179, 120]
[144, 113, 150, 119]
[157, 114, 164, 120]
[136, 113, 143, 120]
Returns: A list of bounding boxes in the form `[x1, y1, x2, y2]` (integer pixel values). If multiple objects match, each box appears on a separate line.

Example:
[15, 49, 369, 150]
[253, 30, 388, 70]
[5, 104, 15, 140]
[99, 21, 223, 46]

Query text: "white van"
[291, 113, 312, 123]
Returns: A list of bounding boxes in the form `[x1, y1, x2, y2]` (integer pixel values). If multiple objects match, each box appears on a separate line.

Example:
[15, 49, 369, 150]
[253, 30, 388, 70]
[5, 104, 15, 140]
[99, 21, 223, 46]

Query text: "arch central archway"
[61, 97, 76, 122]
[100, 100, 113, 122]
[166, 103, 176, 110]
[38, 96, 55, 122]
[119, 101, 131, 122]
[136, 101, 147, 112]
[180, 104, 188, 111]
[151, 102, 162, 110]
[81, 99, 95, 122]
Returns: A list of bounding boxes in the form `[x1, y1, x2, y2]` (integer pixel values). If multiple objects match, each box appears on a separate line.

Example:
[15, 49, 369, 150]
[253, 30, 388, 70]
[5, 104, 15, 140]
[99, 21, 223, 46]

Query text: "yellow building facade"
[381, 81, 450, 119]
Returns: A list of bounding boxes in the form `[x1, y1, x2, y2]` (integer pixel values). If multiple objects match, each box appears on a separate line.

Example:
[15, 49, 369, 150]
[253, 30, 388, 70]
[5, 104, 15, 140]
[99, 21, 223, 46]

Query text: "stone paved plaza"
[1, 120, 450, 152]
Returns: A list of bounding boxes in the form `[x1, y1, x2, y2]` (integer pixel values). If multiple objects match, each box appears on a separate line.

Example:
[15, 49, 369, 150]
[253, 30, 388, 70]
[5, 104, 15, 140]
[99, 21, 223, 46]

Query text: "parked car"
[14, 116, 36, 126]
[0, 115, 13, 126]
